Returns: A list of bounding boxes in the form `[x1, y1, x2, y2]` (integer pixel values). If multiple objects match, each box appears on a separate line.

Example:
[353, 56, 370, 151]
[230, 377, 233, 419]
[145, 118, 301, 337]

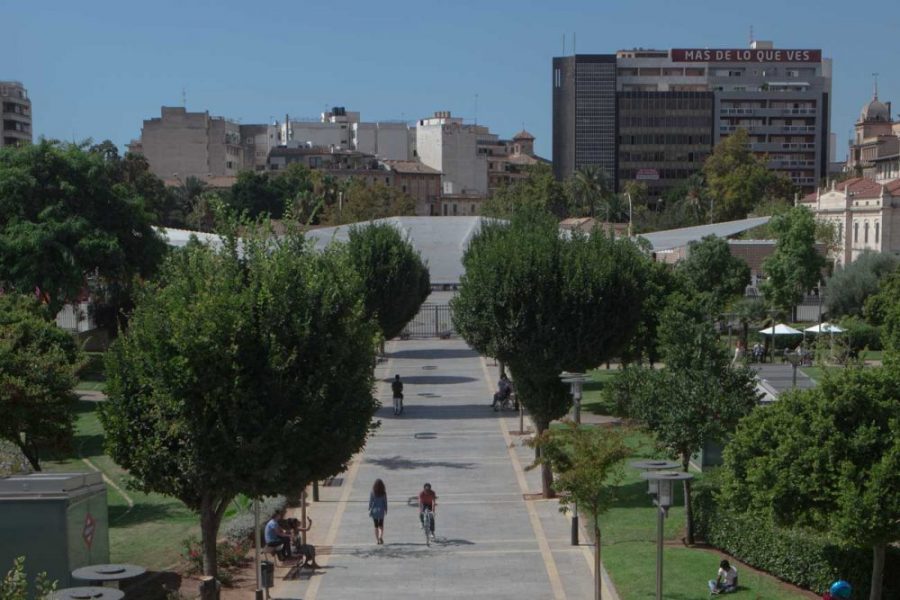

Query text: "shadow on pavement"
[366, 455, 476, 470]
[388, 348, 480, 360]
[377, 403, 507, 420]
[382, 375, 478, 385]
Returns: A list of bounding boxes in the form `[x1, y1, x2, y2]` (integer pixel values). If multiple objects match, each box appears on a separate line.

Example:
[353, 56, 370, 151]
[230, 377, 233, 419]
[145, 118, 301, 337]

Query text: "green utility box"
[0, 472, 109, 587]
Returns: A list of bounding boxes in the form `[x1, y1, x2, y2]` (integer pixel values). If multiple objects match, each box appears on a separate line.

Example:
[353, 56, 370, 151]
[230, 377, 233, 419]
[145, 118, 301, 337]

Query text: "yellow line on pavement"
[480, 357, 567, 600]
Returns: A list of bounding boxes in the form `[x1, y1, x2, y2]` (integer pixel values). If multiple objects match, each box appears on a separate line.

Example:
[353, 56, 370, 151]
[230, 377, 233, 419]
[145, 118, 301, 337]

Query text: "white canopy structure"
[758, 323, 803, 335]
[804, 322, 845, 334]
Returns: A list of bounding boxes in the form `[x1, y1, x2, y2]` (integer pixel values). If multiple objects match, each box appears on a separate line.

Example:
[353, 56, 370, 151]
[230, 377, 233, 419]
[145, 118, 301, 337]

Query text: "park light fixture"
[559, 371, 587, 424]
[629, 460, 680, 497]
[640, 470, 694, 600]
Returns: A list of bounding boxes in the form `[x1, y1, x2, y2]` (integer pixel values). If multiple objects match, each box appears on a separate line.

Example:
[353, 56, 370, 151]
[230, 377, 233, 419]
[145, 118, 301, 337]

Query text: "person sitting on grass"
[708, 559, 738, 595]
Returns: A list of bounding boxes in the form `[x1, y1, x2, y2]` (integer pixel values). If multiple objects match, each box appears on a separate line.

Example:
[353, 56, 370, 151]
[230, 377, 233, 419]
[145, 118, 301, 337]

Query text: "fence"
[401, 304, 455, 339]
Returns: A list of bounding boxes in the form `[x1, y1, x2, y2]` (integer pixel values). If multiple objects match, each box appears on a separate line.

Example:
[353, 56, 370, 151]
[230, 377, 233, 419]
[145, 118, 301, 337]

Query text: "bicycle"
[421, 507, 434, 546]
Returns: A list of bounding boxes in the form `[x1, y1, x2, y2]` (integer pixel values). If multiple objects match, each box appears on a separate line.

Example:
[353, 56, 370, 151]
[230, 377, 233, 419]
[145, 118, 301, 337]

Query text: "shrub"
[839, 315, 882, 352]
[1, 557, 56, 600]
[693, 474, 900, 598]
[181, 536, 250, 586]
[220, 495, 288, 543]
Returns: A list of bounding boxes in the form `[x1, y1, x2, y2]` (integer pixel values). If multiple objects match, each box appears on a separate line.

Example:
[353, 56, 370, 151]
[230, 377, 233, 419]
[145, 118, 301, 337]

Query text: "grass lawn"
[595, 427, 813, 600]
[43, 401, 197, 570]
[581, 368, 622, 415]
[75, 379, 106, 392]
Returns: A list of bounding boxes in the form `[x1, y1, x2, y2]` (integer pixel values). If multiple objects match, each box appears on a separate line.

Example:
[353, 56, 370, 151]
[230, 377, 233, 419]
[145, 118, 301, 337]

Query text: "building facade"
[846, 92, 900, 181]
[381, 160, 442, 215]
[279, 107, 411, 161]
[1, 81, 32, 148]
[553, 42, 832, 195]
[416, 111, 495, 196]
[802, 178, 900, 267]
[129, 107, 276, 181]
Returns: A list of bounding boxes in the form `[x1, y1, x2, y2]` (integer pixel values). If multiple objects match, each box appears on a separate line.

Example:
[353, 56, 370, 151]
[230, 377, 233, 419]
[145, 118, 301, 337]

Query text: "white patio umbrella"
[758, 323, 803, 335]
[804, 322, 845, 334]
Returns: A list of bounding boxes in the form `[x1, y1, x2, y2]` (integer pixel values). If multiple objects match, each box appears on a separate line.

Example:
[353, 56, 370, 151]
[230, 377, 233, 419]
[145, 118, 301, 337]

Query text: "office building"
[553, 42, 832, 195]
[416, 111, 497, 197]
[1, 81, 32, 148]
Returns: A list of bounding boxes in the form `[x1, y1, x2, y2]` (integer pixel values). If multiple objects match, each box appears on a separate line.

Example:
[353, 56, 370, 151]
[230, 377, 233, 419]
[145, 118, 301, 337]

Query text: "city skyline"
[5, 0, 900, 160]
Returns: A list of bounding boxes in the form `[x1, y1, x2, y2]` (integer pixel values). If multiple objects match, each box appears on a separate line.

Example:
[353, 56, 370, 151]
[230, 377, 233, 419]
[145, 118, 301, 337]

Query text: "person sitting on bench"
[264, 508, 293, 560]
[281, 516, 321, 569]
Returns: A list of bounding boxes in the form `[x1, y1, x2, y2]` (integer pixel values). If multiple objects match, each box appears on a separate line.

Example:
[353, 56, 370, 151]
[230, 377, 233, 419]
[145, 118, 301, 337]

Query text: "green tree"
[720, 366, 900, 600]
[676, 235, 750, 314]
[619, 258, 679, 366]
[0, 295, 83, 471]
[571, 165, 611, 219]
[731, 296, 768, 349]
[825, 251, 898, 318]
[761, 206, 826, 316]
[703, 129, 795, 221]
[100, 224, 377, 578]
[227, 170, 284, 218]
[0, 140, 167, 332]
[324, 179, 415, 225]
[452, 210, 649, 496]
[344, 223, 431, 341]
[481, 163, 570, 219]
[615, 293, 760, 543]
[534, 422, 629, 600]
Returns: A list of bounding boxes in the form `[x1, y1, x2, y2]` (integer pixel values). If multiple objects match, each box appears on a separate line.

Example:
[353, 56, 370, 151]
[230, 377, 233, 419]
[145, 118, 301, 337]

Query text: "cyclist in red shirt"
[418, 483, 437, 538]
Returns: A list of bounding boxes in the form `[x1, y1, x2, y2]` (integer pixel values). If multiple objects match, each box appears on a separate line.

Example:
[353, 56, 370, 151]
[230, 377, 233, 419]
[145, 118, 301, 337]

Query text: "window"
[865, 222, 870, 244]
[875, 222, 880, 244]
[854, 222, 859, 243]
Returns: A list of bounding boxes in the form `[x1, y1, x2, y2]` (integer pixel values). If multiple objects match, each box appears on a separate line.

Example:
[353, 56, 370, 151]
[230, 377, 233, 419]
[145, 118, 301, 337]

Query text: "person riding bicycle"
[391, 374, 404, 415]
[491, 373, 512, 411]
[418, 482, 437, 539]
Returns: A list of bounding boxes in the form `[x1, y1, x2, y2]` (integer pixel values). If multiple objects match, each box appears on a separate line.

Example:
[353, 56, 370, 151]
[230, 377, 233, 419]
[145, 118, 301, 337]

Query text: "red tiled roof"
[803, 177, 900, 201]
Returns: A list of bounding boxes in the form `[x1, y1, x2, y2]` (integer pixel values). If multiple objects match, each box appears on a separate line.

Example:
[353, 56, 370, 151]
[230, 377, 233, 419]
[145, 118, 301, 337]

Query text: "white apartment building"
[416, 111, 496, 196]
[279, 107, 411, 160]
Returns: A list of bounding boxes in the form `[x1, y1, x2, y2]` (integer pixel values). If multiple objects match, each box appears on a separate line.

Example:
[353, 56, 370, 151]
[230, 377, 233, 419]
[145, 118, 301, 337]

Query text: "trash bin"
[0, 472, 109, 587]
[260, 560, 274, 589]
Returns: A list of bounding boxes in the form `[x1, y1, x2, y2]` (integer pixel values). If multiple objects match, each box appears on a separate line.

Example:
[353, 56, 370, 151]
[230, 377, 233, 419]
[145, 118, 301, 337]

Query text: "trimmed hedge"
[693, 474, 900, 599]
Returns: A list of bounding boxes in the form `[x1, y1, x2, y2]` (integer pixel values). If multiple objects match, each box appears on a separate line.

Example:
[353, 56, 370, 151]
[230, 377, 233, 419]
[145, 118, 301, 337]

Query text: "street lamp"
[641, 470, 694, 600]
[559, 372, 587, 546]
[559, 371, 587, 425]
[786, 349, 802, 388]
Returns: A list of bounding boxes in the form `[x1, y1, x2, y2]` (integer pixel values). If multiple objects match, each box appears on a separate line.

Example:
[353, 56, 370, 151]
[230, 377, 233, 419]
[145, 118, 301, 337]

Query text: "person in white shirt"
[708, 559, 738, 594]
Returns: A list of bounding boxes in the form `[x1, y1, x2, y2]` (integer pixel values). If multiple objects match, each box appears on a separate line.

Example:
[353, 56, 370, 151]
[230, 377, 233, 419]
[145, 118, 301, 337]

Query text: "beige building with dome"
[846, 90, 900, 181]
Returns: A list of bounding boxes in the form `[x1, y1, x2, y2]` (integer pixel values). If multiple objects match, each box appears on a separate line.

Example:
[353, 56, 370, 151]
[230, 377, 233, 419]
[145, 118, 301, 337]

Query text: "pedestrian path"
[751, 363, 816, 397]
[273, 338, 611, 600]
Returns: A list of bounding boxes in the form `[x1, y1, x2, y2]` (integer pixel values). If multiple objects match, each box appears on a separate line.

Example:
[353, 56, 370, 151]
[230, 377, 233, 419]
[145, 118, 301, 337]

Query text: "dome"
[513, 130, 535, 141]
[860, 97, 890, 123]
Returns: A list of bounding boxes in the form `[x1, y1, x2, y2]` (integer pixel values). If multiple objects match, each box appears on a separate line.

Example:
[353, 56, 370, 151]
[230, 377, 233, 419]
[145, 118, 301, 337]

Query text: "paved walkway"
[751, 363, 816, 396]
[272, 338, 612, 600]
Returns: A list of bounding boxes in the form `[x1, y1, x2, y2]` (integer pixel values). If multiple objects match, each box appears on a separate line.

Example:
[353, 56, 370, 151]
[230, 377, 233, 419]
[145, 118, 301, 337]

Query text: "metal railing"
[400, 304, 455, 339]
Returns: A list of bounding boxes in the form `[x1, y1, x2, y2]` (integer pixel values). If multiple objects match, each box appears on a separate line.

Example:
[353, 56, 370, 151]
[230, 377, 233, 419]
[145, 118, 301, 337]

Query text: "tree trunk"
[870, 543, 885, 600]
[535, 421, 555, 499]
[199, 495, 231, 577]
[594, 523, 602, 600]
[17, 440, 42, 472]
[682, 454, 694, 545]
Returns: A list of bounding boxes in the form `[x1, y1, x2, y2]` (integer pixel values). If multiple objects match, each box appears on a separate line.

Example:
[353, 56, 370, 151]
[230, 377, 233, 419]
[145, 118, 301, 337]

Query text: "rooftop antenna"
[182, 87, 186, 107]
[873, 72, 879, 99]
[474, 93, 479, 125]
[573, 32, 576, 55]
[749, 25, 754, 46]
[562, 33, 566, 55]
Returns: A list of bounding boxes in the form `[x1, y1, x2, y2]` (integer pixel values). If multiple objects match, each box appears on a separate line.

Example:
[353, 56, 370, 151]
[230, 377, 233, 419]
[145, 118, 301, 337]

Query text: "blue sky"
[5, 0, 899, 160]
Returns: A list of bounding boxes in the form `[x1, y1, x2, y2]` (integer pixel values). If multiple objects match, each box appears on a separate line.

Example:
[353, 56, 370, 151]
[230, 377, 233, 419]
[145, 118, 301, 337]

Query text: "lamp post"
[560, 371, 587, 425]
[641, 470, 694, 600]
[559, 372, 587, 546]
[786, 349, 802, 389]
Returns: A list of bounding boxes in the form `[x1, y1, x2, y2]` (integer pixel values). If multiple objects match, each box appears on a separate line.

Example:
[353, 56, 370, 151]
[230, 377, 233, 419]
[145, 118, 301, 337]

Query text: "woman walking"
[369, 479, 388, 544]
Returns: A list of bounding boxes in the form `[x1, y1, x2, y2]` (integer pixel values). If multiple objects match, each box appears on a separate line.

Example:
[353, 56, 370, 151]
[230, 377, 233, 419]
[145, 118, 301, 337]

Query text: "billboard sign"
[671, 48, 821, 63]
[636, 168, 660, 181]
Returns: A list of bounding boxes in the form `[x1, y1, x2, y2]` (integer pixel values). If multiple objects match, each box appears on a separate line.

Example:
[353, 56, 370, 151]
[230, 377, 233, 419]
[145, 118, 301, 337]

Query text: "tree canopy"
[0, 140, 168, 327]
[702, 128, 796, 221]
[481, 164, 570, 219]
[452, 209, 650, 495]
[324, 179, 415, 225]
[676, 235, 750, 313]
[761, 206, 826, 314]
[0, 295, 83, 471]
[720, 366, 900, 600]
[100, 224, 378, 577]
[344, 222, 431, 341]
[824, 251, 899, 319]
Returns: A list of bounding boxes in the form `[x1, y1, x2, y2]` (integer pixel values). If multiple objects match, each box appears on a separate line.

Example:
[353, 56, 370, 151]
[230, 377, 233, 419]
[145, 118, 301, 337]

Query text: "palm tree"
[572, 166, 611, 219]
